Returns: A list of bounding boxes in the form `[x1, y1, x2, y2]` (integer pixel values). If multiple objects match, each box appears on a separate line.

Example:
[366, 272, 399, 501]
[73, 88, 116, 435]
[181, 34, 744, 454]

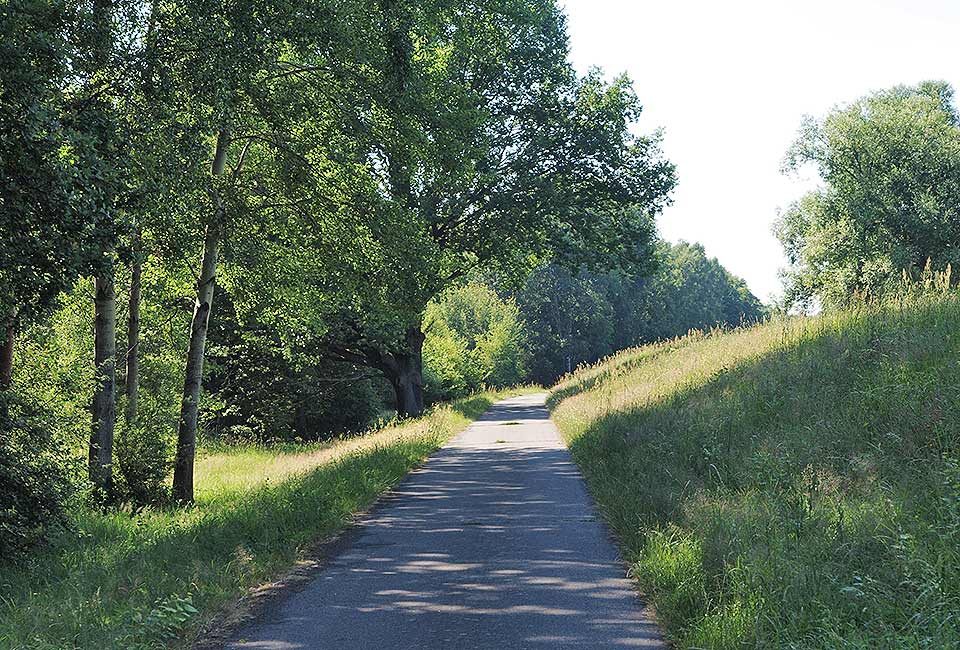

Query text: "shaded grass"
[0, 389, 530, 649]
[549, 295, 960, 649]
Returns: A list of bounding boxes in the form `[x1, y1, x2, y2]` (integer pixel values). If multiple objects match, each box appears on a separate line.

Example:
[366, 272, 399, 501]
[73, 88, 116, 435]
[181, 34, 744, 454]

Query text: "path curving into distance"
[225, 393, 665, 649]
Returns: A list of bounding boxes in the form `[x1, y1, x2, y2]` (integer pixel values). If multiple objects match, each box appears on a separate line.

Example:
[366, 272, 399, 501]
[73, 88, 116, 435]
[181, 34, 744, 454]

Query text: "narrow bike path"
[226, 393, 665, 649]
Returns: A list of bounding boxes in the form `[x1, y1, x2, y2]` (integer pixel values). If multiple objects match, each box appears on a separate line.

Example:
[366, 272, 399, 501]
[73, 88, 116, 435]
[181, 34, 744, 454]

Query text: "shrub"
[115, 417, 172, 508]
[0, 394, 72, 557]
[204, 297, 383, 442]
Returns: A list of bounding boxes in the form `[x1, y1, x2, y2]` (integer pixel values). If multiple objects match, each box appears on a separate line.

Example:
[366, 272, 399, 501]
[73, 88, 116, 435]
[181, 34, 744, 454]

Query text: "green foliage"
[204, 293, 383, 442]
[0, 394, 73, 557]
[126, 594, 198, 647]
[114, 418, 172, 508]
[422, 282, 528, 401]
[0, 0, 117, 322]
[515, 265, 616, 384]
[551, 289, 960, 649]
[4, 0, 677, 508]
[777, 81, 960, 307]
[8, 255, 190, 517]
[617, 241, 764, 344]
[12, 262, 189, 455]
[300, 0, 675, 398]
[11, 286, 96, 454]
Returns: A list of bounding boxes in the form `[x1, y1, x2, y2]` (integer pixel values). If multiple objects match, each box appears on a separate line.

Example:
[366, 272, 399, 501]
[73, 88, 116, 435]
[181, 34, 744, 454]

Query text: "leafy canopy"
[0, 1, 119, 321]
[776, 81, 960, 307]
[314, 0, 674, 354]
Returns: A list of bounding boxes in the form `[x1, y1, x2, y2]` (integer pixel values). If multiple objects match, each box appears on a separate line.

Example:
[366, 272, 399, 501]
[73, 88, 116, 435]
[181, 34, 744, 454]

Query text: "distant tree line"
[515, 241, 764, 384]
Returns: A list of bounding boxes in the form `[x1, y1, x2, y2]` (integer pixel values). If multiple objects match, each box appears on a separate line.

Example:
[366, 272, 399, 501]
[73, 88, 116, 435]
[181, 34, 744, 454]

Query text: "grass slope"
[549, 294, 960, 649]
[0, 390, 527, 650]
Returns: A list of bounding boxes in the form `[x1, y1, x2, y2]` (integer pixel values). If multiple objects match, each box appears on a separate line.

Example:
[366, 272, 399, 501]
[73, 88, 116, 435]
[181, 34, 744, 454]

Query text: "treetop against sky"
[563, 0, 960, 301]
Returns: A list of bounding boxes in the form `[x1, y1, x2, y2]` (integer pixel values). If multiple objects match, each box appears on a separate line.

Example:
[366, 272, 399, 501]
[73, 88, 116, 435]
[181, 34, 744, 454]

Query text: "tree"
[0, 1, 110, 390]
[157, 0, 374, 501]
[609, 241, 763, 346]
[318, 0, 676, 415]
[776, 81, 960, 307]
[76, 0, 175, 500]
[422, 282, 528, 400]
[0, 1, 123, 463]
[81, 0, 125, 500]
[0, 0, 129, 541]
[516, 266, 615, 384]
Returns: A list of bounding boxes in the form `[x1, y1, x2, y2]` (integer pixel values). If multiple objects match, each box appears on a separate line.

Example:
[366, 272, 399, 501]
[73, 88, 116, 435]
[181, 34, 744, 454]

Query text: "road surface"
[225, 393, 664, 649]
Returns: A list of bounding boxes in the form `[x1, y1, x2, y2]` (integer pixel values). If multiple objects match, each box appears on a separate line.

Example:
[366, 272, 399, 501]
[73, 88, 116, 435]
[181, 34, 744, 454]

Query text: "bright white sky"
[562, 0, 960, 301]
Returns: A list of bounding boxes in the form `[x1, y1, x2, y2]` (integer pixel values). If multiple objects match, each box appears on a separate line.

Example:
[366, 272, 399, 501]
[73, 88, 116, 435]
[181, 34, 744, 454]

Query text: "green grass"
[0, 389, 530, 650]
[549, 293, 960, 649]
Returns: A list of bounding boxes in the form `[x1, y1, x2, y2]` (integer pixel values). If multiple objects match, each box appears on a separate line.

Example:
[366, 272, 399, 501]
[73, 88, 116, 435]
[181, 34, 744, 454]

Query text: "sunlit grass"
[550, 292, 960, 649]
[195, 423, 430, 501]
[0, 389, 531, 650]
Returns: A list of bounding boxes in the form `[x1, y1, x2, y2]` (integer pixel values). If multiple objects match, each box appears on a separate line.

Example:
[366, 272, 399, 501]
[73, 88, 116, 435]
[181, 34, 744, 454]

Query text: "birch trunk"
[172, 128, 229, 503]
[84, 0, 117, 501]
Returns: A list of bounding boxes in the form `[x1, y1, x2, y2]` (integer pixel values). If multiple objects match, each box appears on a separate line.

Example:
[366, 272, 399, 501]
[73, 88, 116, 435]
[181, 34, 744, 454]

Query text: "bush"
[292, 376, 384, 439]
[114, 416, 172, 508]
[0, 394, 73, 558]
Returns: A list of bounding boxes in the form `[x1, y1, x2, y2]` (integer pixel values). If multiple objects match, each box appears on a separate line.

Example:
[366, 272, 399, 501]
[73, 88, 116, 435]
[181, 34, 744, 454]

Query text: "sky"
[561, 0, 960, 301]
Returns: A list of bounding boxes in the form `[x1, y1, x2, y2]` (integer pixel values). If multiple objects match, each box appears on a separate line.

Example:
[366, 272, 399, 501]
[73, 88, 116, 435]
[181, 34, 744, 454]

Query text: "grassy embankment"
[0, 388, 533, 650]
[549, 292, 960, 649]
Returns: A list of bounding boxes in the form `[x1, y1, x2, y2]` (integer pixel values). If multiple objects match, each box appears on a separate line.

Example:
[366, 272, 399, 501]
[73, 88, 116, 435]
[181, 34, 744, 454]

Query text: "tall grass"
[0, 390, 525, 650]
[549, 291, 960, 649]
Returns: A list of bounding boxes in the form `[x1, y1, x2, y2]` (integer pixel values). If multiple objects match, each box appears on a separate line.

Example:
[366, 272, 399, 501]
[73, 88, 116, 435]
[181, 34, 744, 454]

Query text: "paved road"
[225, 393, 664, 649]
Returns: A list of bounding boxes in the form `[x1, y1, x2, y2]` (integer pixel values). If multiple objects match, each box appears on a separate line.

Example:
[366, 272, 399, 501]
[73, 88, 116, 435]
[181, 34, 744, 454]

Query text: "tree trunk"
[125, 241, 141, 425]
[82, 0, 117, 501]
[0, 309, 16, 391]
[89, 270, 116, 498]
[0, 311, 13, 421]
[173, 128, 229, 503]
[294, 402, 309, 437]
[386, 326, 425, 418]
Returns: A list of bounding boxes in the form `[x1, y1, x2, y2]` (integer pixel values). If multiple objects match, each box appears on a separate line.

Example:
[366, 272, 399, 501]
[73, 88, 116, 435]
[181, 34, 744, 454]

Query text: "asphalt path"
[225, 393, 665, 649]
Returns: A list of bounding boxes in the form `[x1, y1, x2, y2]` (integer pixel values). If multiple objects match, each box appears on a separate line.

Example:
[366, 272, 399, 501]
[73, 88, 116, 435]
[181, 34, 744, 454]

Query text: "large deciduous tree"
[316, 0, 676, 415]
[776, 81, 960, 308]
